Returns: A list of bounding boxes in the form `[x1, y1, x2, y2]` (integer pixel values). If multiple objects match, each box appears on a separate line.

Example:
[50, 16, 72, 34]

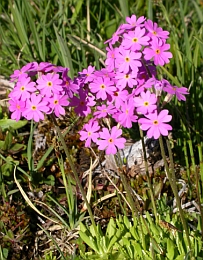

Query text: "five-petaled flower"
[79, 120, 100, 148]
[97, 126, 126, 155]
[138, 109, 172, 139]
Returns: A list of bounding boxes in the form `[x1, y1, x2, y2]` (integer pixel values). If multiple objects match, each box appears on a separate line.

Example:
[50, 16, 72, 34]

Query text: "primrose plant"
[8, 14, 189, 156]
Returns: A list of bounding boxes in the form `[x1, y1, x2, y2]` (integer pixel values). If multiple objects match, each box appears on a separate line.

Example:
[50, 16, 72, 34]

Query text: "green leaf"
[2, 248, 9, 259]
[134, 242, 142, 257]
[79, 230, 99, 253]
[106, 218, 116, 239]
[175, 254, 185, 260]
[35, 145, 54, 171]
[7, 189, 19, 196]
[0, 119, 27, 131]
[166, 238, 175, 260]
[27, 121, 37, 172]
[3, 131, 12, 151]
[70, 0, 84, 25]
[8, 0, 29, 48]
[43, 175, 55, 186]
[1, 156, 15, 177]
[22, 0, 45, 60]
[54, 26, 74, 78]
[9, 143, 26, 154]
[118, 0, 129, 19]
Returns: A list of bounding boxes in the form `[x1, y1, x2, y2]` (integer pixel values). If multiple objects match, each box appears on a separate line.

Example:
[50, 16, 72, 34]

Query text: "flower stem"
[139, 126, 158, 223]
[51, 115, 97, 233]
[159, 135, 191, 250]
[114, 153, 146, 251]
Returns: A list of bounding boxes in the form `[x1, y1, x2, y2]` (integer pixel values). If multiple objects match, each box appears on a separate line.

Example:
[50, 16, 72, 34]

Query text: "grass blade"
[22, 0, 45, 61]
[54, 25, 74, 78]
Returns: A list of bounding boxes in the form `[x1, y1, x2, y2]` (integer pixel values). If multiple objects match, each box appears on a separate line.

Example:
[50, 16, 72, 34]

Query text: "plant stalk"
[114, 153, 146, 251]
[51, 115, 97, 233]
[159, 135, 191, 250]
[139, 126, 158, 222]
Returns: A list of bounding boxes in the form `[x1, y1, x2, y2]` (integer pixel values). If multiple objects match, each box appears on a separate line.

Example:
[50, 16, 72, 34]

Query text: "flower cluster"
[9, 62, 77, 122]
[77, 15, 188, 152]
[8, 14, 189, 155]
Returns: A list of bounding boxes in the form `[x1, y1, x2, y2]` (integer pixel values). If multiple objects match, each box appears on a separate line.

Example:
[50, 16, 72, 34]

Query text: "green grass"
[1, 0, 203, 259]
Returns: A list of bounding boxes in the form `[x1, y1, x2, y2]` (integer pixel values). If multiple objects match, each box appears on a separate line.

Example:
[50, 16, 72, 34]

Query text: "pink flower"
[47, 94, 69, 117]
[93, 104, 117, 119]
[70, 90, 95, 116]
[122, 27, 150, 51]
[134, 91, 157, 115]
[94, 69, 116, 80]
[117, 98, 138, 128]
[79, 65, 95, 83]
[115, 71, 138, 89]
[145, 20, 169, 40]
[136, 63, 157, 87]
[164, 84, 189, 101]
[104, 25, 124, 45]
[62, 76, 79, 98]
[9, 76, 36, 101]
[97, 126, 126, 155]
[90, 77, 116, 100]
[22, 93, 50, 122]
[79, 120, 100, 147]
[143, 38, 172, 66]
[115, 47, 142, 74]
[9, 99, 26, 121]
[105, 46, 118, 72]
[110, 88, 129, 108]
[122, 15, 146, 30]
[10, 63, 36, 81]
[36, 73, 63, 97]
[138, 109, 172, 139]
[34, 62, 54, 73]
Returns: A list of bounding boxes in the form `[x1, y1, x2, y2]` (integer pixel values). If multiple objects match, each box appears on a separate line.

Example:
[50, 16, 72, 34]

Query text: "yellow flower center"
[144, 101, 149, 106]
[54, 100, 58, 105]
[132, 38, 138, 42]
[153, 120, 159, 125]
[100, 84, 106, 89]
[20, 86, 25, 91]
[153, 31, 157, 35]
[155, 49, 160, 54]
[47, 81, 52, 87]
[108, 138, 113, 143]
[88, 131, 92, 136]
[125, 74, 130, 79]
[125, 57, 130, 62]
[31, 105, 37, 110]
[16, 105, 20, 110]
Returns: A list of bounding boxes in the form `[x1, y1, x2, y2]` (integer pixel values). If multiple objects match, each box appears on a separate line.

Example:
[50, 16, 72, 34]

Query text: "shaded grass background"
[0, 0, 203, 258]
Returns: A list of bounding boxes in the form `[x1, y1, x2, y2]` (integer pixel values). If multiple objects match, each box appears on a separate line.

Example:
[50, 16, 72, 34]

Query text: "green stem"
[187, 139, 203, 239]
[114, 153, 146, 251]
[159, 136, 191, 250]
[51, 115, 97, 233]
[181, 120, 203, 236]
[139, 126, 158, 222]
